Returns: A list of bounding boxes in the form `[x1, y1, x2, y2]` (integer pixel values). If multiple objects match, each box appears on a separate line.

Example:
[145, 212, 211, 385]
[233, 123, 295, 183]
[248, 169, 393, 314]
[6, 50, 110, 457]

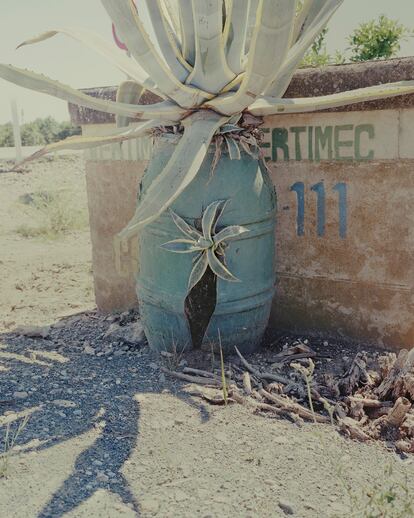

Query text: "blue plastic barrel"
[136, 135, 276, 354]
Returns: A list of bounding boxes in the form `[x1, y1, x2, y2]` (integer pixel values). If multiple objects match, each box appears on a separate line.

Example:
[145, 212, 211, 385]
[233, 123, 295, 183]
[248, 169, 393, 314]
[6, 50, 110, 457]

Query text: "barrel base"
[139, 298, 272, 356]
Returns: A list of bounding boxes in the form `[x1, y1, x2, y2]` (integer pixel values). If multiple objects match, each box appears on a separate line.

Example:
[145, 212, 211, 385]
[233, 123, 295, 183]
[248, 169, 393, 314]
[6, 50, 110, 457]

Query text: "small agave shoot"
[2, 0, 414, 353]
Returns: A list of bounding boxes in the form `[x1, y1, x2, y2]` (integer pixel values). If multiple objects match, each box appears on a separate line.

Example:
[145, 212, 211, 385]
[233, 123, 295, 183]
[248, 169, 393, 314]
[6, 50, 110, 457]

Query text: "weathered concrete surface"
[85, 160, 147, 313]
[285, 57, 414, 111]
[268, 158, 414, 348]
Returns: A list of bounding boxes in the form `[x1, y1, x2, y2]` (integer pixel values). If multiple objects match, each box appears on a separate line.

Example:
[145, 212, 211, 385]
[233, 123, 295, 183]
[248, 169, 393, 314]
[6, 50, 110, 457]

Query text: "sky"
[0, 0, 414, 124]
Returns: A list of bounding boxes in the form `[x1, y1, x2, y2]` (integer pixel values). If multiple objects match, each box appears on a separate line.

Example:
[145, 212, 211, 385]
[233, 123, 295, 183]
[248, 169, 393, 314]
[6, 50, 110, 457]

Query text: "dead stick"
[243, 372, 252, 395]
[261, 372, 290, 384]
[338, 417, 371, 442]
[161, 367, 221, 386]
[386, 397, 411, 427]
[259, 389, 329, 424]
[183, 367, 217, 378]
[275, 352, 318, 363]
[255, 402, 288, 416]
[234, 346, 289, 384]
[347, 396, 392, 409]
[234, 346, 262, 377]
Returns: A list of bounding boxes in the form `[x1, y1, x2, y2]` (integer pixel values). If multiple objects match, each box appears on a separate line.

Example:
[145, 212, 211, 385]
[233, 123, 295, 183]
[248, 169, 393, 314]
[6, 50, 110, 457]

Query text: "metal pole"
[10, 99, 22, 163]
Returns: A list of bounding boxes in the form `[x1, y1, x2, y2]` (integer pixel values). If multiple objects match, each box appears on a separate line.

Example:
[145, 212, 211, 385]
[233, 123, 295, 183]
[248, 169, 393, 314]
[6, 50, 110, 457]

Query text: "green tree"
[348, 15, 411, 62]
[302, 28, 331, 67]
[36, 116, 61, 143]
[301, 28, 345, 67]
[21, 123, 46, 146]
[0, 117, 81, 147]
[57, 121, 81, 140]
[0, 123, 14, 147]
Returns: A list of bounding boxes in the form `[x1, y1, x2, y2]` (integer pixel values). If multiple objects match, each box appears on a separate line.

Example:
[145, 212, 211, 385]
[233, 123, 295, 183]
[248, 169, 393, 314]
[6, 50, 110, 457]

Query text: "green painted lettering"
[308, 126, 314, 161]
[290, 127, 306, 160]
[355, 124, 375, 160]
[315, 126, 333, 161]
[271, 128, 289, 161]
[334, 125, 354, 161]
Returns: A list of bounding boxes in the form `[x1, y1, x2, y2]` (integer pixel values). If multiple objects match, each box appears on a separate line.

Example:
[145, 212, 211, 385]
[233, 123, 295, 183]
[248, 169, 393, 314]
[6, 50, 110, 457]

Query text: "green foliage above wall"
[0, 117, 81, 147]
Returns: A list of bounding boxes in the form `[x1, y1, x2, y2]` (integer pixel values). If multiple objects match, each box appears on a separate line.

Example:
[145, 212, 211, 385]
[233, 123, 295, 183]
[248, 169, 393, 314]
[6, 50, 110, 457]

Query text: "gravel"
[0, 309, 175, 517]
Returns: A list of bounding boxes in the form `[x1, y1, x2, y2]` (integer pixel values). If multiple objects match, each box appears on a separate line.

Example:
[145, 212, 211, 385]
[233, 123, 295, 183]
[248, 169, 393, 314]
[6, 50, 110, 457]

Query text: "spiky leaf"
[178, 0, 196, 65]
[265, 0, 344, 97]
[118, 111, 229, 241]
[223, 0, 249, 75]
[16, 27, 160, 94]
[144, 0, 190, 79]
[187, 0, 235, 93]
[214, 225, 249, 245]
[116, 80, 144, 128]
[206, 0, 296, 114]
[224, 136, 241, 159]
[207, 249, 239, 282]
[249, 80, 414, 115]
[160, 239, 203, 253]
[188, 252, 209, 291]
[12, 119, 163, 168]
[170, 210, 202, 240]
[201, 200, 225, 241]
[0, 64, 183, 120]
[101, 0, 211, 108]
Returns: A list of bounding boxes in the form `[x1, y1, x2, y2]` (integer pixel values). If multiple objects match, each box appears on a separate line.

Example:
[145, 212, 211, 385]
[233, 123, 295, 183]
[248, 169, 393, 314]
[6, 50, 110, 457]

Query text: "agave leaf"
[177, 0, 196, 65]
[118, 111, 229, 240]
[244, 0, 259, 55]
[160, 239, 203, 253]
[162, 0, 182, 43]
[16, 28, 161, 95]
[223, 0, 249, 75]
[201, 200, 224, 241]
[214, 225, 249, 245]
[206, 0, 296, 114]
[188, 252, 209, 291]
[224, 137, 241, 160]
[170, 210, 202, 240]
[101, 0, 211, 108]
[186, 0, 235, 93]
[0, 64, 184, 121]
[144, 0, 190, 79]
[212, 199, 229, 234]
[219, 124, 244, 134]
[265, 0, 344, 97]
[116, 80, 144, 128]
[249, 80, 414, 115]
[292, 0, 317, 43]
[207, 249, 239, 282]
[12, 119, 162, 169]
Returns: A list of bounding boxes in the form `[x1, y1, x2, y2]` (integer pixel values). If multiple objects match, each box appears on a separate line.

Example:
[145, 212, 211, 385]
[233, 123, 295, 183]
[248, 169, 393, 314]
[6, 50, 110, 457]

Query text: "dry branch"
[234, 346, 289, 384]
[242, 372, 252, 395]
[338, 417, 371, 442]
[386, 397, 411, 427]
[161, 367, 221, 386]
[259, 389, 329, 424]
[183, 367, 217, 378]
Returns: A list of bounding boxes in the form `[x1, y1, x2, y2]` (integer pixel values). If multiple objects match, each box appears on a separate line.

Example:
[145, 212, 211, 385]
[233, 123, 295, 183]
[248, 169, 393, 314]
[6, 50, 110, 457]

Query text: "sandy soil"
[1, 157, 414, 518]
[0, 156, 94, 332]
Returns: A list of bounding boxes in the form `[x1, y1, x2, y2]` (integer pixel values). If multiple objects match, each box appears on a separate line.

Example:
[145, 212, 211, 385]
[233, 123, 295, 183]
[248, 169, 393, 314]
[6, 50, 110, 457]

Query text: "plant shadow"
[0, 313, 211, 517]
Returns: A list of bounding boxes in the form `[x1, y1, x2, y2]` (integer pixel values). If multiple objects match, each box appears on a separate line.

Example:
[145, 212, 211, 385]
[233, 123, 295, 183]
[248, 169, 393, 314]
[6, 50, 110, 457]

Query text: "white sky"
[0, 0, 413, 124]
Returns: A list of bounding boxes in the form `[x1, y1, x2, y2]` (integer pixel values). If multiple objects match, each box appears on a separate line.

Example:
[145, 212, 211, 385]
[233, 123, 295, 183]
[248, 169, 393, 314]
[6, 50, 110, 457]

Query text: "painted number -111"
[290, 182, 347, 238]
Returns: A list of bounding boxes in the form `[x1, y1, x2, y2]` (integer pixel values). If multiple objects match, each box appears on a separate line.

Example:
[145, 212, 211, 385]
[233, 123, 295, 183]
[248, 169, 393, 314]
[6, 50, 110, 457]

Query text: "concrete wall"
[70, 58, 414, 349]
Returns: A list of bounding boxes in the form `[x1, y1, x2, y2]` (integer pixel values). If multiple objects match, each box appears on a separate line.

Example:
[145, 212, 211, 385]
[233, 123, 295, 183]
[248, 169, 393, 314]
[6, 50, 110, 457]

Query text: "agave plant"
[1, 0, 414, 244]
[161, 200, 249, 290]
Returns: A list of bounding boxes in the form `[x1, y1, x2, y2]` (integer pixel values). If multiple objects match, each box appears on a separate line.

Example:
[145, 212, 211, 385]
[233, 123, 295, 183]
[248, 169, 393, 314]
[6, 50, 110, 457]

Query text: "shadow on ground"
[0, 312, 210, 517]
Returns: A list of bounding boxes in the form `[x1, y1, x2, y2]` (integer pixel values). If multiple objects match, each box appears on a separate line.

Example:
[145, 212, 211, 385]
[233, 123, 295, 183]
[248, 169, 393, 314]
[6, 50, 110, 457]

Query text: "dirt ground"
[1, 156, 414, 518]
